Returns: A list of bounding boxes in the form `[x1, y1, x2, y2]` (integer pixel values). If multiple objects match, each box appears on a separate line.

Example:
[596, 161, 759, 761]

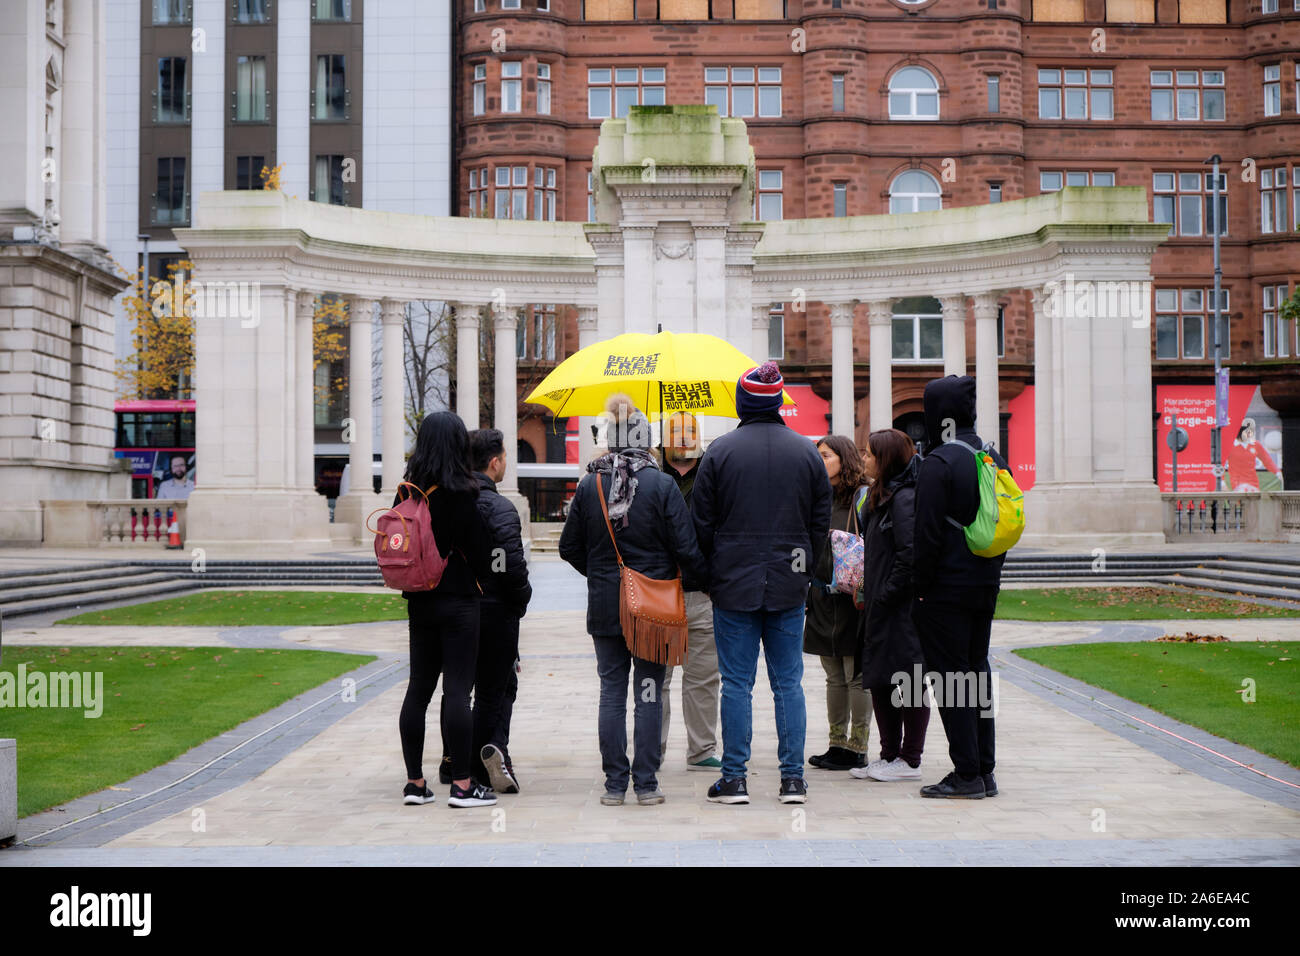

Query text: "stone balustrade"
[39, 500, 188, 547]
[1162, 492, 1300, 542]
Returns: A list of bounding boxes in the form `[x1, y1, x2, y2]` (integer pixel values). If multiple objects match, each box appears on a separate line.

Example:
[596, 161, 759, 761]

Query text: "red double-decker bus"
[113, 399, 196, 499]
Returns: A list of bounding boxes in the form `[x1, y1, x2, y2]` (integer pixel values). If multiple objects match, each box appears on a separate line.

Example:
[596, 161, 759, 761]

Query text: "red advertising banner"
[778, 383, 832, 440]
[1155, 385, 1285, 492]
[1006, 385, 1036, 491]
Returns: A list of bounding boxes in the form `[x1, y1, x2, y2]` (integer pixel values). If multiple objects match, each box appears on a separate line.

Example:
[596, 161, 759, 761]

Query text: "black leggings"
[400, 594, 480, 781]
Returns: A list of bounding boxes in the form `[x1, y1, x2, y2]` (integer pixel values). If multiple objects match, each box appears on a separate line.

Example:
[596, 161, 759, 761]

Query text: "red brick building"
[456, 0, 1299, 486]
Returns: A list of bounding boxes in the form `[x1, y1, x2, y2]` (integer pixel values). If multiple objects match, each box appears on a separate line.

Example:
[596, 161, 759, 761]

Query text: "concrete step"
[1168, 567, 1300, 598]
[0, 565, 162, 594]
[0, 579, 198, 619]
[0, 571, 180, 607]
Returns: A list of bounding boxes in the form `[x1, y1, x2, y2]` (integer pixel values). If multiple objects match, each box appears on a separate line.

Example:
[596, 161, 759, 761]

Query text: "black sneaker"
[779, 778, 808, 804]
[481, 744, 520, 794]
[808, 748, 834, 769]
[448, 780, 497, 808]
[437, 756, 453, 785]
[817, 747, 861, 772]
[920, 771, 986, 799]
[706, 777, 749, 805]
[402, 781, 436, 805]
[982, 772, 998, 797]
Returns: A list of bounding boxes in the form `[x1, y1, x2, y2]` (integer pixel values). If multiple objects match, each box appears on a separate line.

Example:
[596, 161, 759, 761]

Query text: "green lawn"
[1, 645, 373, 817]
[1014, 641, 1299, 767]
[57, 590, 407, 627]
[996, 587, 1300, 621]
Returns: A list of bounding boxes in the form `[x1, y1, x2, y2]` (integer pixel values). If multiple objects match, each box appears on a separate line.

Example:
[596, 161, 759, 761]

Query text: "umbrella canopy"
[524, 330, 794, 421]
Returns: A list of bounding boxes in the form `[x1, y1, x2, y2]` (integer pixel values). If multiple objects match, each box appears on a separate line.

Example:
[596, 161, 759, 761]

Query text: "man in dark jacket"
[693, 362, 832, 806]
[467, 428, 532, 795]
[911, 375, 1006, 799]
[558, 397, 708, 805]
[658, 411, 722, 773]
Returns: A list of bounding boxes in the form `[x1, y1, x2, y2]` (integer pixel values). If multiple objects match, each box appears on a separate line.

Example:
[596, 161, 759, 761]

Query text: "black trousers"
[911, 599, 996, 779]
[471, 601, 521, 778]
[400, 594, 479, 782]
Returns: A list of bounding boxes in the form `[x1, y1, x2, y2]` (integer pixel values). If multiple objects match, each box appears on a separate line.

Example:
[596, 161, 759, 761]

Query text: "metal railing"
[1163, 491, 1300, 541]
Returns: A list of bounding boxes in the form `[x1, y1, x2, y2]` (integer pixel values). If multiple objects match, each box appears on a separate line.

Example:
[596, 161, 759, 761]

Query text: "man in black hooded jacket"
[467, 428, 532, 794]
[911, 375, 1006, 799]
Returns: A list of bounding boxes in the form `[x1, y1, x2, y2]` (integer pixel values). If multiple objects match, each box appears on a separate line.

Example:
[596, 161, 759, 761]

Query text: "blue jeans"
[712, 606, 807, 781]
[592, 635, 666, 795]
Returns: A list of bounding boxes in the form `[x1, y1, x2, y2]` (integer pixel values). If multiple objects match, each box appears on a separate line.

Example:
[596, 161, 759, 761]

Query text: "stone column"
[829, 301, 856, 438]
[751, 303, 771, 365]
[58, 0, 99, 251]
[695, 225, 727, 333]
[972, 293, 1001, 448]
[295, 292, 316, 490]
[494, 305, 521, 496]
[941, 294, 967, 378]
[577, 306, 601, 466]
[282, 288, 299, 486]
[867, 299, 894, 432]
[380, 299, 406, 496]
[454, 303, 481, 429]
[331, 296, 379, 535]
[622, 226, 656, 334]
[1030, 286, 1055, 485]
[1020, 274, 1163, 546]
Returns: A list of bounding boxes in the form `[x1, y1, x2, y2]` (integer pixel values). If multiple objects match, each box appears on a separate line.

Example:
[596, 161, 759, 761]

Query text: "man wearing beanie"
[692, 361, 832, 805]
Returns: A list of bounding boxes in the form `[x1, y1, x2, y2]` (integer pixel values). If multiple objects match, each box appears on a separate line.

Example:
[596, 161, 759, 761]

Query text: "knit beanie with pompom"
[735, 361, 785, 421]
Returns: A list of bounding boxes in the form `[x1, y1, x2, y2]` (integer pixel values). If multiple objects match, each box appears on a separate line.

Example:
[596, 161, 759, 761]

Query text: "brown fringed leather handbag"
[595, 473, 689, 666]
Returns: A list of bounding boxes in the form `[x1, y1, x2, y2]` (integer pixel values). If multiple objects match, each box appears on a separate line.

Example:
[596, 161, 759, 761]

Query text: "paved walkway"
[3, 560, 1299, 866]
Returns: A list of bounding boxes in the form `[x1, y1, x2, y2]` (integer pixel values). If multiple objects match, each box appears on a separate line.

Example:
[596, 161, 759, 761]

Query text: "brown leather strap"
[594, 473, 625, 569]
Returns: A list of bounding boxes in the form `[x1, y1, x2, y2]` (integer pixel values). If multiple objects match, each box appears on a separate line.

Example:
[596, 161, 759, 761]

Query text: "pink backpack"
[367, 482, 449, 592]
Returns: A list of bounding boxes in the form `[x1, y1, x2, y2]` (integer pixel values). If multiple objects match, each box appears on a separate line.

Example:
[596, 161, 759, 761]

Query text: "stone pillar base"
[500, 490, 532, 545]
[1019, 482, 1166, 549]
[0, 739, 15, 844]
[332, 491, 391, 546]
[186, 489, 333, 549]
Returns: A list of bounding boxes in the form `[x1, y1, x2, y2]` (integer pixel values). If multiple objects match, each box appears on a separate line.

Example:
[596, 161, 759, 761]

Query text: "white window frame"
[588, 66, 665, 120]
[1038, 68, 1113, 121]
[502, 0, 521, 8]
[832, 182, 847, 217]
[1261, 167, 1288, 234]
[1154, 288, 1230, 361]
[768, 304, 785, 360]
[1264, 64, 1281, 117]
[756, 169, 783, 221]
[1151, 69, 1225, 122]
[705, 66, 782, 119]
[537, 62, 551, 115]
[472, 64, 486, 116]
[1153, 172, 1227, 237]
[1262, 284, 1291, 358]
[889, 170, 942, 214]
[501, 61, 522, 114]
[1262, 0, 1278, 12]
[891, 305, 944, 364]
[889, 66, 939, 121]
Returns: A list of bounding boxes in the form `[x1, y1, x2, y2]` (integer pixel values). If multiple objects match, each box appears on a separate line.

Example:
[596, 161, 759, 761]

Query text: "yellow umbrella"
[524, 330, 794, 422]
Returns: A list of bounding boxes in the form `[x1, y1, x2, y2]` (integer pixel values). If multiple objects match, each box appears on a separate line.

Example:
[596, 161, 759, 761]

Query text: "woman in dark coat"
[850, 428, 931, 783]
[559, 394, 708, 806]
[804, 434, 871, 771]
[397, 412, 497, 808]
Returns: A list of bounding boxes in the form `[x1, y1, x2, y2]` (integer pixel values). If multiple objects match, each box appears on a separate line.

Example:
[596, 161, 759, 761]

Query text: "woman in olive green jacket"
[804, 434, 871, 771]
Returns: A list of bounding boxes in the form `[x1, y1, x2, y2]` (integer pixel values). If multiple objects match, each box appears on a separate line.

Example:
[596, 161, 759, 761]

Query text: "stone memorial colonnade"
[177, 106, 1168, 550]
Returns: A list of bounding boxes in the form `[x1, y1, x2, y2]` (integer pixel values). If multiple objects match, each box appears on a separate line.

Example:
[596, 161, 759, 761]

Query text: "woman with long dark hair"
[804, 434, 872, 772]
[397, 411, 496, 808]
[850, 428, 930, 783]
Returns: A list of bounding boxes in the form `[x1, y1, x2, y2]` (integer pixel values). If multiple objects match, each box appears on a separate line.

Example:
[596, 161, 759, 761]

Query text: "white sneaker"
[867, 758, 922, 782]
[850, 758, 889, 780]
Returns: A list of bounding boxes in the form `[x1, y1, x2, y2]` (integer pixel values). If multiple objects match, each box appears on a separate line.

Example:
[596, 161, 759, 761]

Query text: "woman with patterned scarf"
[559, 393, 709, 806]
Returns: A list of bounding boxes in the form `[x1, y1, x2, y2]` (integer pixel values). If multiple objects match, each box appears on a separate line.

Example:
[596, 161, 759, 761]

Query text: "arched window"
[888, 67, 939, 120]
[889, 170, 941, 213]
